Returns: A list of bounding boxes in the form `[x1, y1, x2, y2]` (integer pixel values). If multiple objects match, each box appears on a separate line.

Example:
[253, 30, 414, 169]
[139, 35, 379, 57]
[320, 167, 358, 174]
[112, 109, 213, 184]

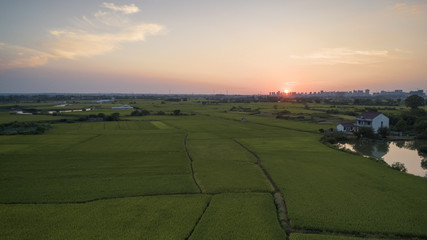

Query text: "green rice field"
[0, 99, 426, 239]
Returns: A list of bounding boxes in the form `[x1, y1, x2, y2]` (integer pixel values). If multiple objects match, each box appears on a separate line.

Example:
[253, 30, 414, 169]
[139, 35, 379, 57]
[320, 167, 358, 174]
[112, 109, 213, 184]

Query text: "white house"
[354, 112, 389, 133]
[111, 105, 134, 110]
[336, 123, 354, 133]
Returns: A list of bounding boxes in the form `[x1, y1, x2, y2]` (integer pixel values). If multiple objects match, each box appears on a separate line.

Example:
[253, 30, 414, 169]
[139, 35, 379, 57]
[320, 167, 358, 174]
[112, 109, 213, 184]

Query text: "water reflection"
[337, 140, 427, 177]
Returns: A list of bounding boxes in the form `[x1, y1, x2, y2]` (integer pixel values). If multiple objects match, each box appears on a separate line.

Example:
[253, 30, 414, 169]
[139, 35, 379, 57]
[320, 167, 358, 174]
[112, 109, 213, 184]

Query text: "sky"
[0, 0, 427, 94]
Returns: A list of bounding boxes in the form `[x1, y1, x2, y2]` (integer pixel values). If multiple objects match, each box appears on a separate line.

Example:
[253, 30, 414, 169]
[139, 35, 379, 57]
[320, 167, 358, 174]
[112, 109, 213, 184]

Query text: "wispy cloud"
[48, 23, 162, 59]
[0, 43, 53, 70]
[391, 2, 427, 15]
[394, 48, 412, 54]
[290, 48, 388, 65]
[102, 2, 140, 14]
[0, 2, 163, 71]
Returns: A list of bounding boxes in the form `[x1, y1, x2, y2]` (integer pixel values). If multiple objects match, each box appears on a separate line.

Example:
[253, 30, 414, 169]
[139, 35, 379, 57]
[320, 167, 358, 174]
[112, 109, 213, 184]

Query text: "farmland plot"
[0, 194, 210, 240]
[187, 138, 273, 193]
[291, 233, 392, 240]
[0, 122, 199, 202]
[189, 193, 285, 239]
[1, 101, 427, 239]
[239, 133, 427, 237]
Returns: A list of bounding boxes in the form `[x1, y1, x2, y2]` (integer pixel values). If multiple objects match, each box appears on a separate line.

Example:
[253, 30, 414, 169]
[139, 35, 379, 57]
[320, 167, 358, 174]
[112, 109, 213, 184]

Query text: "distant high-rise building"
[365, 89, 370, 95]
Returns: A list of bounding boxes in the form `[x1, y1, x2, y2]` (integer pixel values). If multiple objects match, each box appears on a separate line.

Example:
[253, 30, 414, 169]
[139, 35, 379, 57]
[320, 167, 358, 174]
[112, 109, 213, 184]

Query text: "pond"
[337, 140, 427, 177]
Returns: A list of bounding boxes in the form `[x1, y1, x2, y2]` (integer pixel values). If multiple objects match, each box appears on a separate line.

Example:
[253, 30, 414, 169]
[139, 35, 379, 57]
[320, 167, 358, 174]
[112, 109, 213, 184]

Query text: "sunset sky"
[1, 0, 426, 94]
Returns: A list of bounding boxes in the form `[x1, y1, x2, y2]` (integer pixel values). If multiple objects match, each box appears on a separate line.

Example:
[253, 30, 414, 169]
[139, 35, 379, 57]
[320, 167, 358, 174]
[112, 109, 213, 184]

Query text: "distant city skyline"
[269, 88, 425, 98]
[1, 1, 427, 94]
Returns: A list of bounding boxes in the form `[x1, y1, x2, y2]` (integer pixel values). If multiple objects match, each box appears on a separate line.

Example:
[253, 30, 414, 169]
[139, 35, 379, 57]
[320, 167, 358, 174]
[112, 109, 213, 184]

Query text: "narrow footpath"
[233, 139, 291, 240]
[184, 132, 203, 193]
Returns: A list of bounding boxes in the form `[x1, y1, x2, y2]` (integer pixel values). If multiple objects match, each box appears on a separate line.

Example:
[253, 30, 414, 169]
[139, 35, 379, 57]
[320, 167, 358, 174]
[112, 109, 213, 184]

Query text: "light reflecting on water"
[337, 141, 427, 177]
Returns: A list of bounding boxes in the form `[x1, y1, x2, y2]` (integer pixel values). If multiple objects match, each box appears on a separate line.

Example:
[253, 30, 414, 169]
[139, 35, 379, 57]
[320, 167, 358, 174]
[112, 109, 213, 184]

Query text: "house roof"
[356, 112, 381, 119]
[341, 123, 354, 128]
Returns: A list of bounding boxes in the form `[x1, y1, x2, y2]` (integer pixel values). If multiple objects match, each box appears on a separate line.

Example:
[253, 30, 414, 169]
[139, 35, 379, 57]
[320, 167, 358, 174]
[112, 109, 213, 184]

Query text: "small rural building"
[14, 111, 32, 115]
[111, 105, 134, 110]
[336, 123, 354, 133]
[355, 112, 389, 133]
[95, 100, 112, 104]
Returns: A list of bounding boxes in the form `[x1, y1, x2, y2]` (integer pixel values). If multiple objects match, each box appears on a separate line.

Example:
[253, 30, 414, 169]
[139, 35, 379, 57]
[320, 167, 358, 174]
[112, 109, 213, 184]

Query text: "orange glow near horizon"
[1, 1, 427, 94]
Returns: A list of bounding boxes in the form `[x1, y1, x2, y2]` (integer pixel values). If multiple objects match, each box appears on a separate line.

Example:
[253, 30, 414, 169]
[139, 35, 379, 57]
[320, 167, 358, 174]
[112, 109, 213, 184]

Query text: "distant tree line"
[130, 108, 184, 116]
[229, 106, 260, 114]
[0, 122, 51, 135]
[77, 113, 121, 122]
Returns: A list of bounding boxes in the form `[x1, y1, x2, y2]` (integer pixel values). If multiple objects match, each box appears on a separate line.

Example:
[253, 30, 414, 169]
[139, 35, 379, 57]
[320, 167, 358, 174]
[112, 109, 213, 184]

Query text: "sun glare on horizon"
[284, 89, 289, 94]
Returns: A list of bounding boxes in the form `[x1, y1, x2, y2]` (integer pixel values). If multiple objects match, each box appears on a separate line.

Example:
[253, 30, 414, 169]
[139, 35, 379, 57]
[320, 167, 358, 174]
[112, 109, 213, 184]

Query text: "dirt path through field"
[233, 139, 291, 240]
[184, 132, 203, 193]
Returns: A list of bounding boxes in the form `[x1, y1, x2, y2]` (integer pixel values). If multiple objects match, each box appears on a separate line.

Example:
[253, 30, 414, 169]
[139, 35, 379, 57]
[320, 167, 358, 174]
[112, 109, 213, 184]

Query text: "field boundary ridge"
[184, 132, 203, 193]
[233, 138, 291, 240]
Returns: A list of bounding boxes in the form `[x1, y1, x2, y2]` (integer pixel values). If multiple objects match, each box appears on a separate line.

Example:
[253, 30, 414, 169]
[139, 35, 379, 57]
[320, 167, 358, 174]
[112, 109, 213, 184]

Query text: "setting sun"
[284, 90, 289, 94]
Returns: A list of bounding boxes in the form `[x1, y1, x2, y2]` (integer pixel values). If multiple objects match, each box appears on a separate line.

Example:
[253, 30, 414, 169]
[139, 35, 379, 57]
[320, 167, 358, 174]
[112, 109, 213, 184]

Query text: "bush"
[377, 127, 389, 138]
[105, 113, 120, 121]
[418, 146, 427, 154]
[131, 109, 150, 116]
[326, 109, 339, 114]
[417, 130, 427, 140]
[173, 109, 181, 116]
[277, 110, 291, 115]
[391, 162, 407, 172]
[156, 111, 165, 115]
[354, 127, 375, 139]
[276, 115, 290, 120]
[414, 119, 427, 132]
[405, 95, 425, 109]
[0, 122, 51, 135]
[320, 132, 348, 144]
[364, 107, 378, 112]
[393, 119, 407, 132]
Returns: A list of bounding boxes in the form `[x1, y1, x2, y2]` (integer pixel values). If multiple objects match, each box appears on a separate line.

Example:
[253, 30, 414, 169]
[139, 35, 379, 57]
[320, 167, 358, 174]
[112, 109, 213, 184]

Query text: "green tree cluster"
[389, 95, 427, 138]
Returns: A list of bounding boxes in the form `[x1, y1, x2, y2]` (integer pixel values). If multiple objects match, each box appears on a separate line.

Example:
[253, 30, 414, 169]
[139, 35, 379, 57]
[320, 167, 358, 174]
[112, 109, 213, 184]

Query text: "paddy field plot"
[187, 138, 273, 193]
[0, 194, 210, 240]
[290, 233, 393, 240]
[0, 121, 199, 203]
[238, 132, 427, 237]
[189, 193, 285, 240]
[165, 116, 275, 193]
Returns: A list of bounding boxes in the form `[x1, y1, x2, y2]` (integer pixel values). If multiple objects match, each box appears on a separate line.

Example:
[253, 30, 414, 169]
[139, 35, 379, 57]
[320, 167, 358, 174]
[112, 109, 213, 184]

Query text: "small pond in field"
[336, 140, 427, 177]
